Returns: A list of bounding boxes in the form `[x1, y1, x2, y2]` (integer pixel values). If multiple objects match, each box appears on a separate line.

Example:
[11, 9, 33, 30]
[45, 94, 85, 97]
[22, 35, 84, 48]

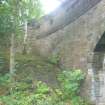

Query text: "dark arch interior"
[92, 32, 105, 103]
[94, 32, 105, 52]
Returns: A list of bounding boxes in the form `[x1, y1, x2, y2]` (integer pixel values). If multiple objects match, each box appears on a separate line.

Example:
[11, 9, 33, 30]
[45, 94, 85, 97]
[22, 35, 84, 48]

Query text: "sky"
[40, 0, 62, 14]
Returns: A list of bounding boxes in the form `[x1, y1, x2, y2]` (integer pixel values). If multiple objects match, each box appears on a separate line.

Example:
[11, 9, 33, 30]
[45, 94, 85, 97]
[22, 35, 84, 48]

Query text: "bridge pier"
[91, 52, 105, 105]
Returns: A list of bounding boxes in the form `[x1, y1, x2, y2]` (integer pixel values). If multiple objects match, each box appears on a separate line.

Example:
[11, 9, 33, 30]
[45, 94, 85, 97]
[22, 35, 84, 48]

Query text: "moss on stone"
[14, 53, 60, 88]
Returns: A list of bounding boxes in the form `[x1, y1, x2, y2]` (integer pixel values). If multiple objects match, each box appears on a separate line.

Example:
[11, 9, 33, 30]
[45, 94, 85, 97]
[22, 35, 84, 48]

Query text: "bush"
[58, 69, 85, 99]
[0, 69, 89, 105]
[0, 73, 10, 86]
[48, 54, 60, 65]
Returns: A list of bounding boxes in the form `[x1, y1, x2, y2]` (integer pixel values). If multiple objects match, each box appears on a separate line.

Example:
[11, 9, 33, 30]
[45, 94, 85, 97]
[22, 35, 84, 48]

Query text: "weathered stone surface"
[27, 0, 101, 39]
[26, 0, 105, 103]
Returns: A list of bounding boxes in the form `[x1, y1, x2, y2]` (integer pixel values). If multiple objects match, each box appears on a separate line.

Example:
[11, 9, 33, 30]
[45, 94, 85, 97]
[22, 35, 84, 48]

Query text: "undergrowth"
[0, 69, 90, 105]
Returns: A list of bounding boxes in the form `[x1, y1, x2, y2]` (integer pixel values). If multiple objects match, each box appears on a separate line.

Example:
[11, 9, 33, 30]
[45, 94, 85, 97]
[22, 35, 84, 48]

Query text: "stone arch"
[91, 32, 105, 105]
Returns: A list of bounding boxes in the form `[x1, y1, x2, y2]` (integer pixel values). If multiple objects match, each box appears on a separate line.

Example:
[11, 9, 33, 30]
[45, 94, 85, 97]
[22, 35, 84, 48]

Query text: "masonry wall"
[27, 0, 105, 100]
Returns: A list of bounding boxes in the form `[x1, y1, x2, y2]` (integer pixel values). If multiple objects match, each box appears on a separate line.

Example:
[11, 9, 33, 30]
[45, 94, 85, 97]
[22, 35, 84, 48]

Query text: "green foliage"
[57, 69, 88, 105]
[0, 91, 35, 105]
[0, 56, 9, 74]
[18, 0, 44, 21]
[48, 54, 60, 65]
[0, 1, 12, 34]
[35, 81, 50, 94]
[0, 69, 89, 105]
[71, 97, 90, 105]
[13, 82, 32, 91]
[58, 69, 85, 99]
[34, 82, 65, 105]
[0, 73, 10, 86]
[0, 0, 43, 36]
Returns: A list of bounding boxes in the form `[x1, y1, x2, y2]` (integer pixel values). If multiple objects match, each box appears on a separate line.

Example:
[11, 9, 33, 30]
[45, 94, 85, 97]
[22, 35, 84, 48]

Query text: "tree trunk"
[24, 20, 28, 44]
[10, 33, 15, 75]
[10, 33, 15, 92]
[23, 20, 27, 54]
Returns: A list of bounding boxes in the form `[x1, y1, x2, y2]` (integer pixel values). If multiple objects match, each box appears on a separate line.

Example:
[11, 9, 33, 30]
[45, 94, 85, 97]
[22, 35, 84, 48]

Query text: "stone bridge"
[26, 0, 105, 104]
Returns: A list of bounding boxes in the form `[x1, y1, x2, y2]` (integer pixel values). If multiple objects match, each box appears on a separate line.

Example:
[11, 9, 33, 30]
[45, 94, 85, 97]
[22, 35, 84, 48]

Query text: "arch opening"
[94, 32, 105, 52]
[92, 32, 105, 105]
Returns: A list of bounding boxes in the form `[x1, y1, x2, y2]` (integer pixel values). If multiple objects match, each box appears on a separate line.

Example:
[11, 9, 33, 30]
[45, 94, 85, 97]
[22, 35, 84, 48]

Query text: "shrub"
[58, 69, 85, 99]
[48, 54, 60, 65]
[0, 73, 10, 86]
[0, 69, 89, 105]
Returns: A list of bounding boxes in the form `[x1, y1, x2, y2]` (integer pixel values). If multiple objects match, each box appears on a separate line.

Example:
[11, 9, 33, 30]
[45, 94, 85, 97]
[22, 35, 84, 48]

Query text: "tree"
[0, 0, 43, 92]
[18, 0, 44, 53]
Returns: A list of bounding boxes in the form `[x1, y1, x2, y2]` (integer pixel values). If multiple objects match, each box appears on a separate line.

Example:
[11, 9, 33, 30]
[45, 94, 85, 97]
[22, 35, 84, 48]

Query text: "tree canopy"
[0, 0, 43, 36]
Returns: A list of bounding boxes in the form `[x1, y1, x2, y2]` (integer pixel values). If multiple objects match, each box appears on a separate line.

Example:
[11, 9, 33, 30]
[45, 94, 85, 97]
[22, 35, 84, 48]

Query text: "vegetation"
[0, 0, 90, 105]
[0, 0, 44, 92]
[0, 68, 90, 105]
[48, 53, 60, 65]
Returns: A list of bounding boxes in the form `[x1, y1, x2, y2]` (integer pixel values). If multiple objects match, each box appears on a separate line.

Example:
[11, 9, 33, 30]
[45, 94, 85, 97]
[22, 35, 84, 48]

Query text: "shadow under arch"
[92, 32, 105, 104]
